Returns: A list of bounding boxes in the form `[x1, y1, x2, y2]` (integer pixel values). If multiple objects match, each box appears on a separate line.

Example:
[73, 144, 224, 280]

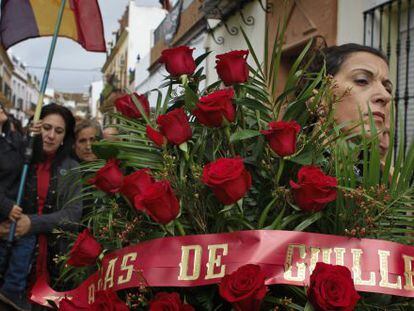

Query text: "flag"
[159, 0, 172, 11]
[0, 0, 106, 52]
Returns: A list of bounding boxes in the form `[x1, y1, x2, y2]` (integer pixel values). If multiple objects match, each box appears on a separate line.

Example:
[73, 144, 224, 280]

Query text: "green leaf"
[195, 51, 211, 67]
[304, 302, 315, 311]
[258, 197, 277, 228]
[92, 144, 119, 160]
[184, 84, 199, 109]
[230, 130, 261, 143]
[294, 211, 323, 231]
[179, 142, 188, 153]
[241, 27, 265, 79]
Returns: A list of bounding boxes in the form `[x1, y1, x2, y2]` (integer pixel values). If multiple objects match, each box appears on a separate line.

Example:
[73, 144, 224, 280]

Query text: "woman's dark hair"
[8, 114, 24, 135]
[33, 103, 76, 164]
[308, 43, 388, 76]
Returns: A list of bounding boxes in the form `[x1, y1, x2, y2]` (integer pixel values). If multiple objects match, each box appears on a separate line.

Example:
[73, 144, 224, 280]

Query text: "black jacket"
[22, 156, 83, 285]
[0, 131, 24, 220]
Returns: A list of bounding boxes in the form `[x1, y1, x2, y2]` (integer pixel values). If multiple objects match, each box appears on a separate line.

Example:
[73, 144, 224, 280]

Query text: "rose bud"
[261, 120, 301, 157]
[149, 292, 195, 311]
[157, 108, 192, 145]
[219, 264, 267, 311]
[202, 157, 251, 205]
[160, 46, 196, 77]
[115, 93, 150, 119]
[134, 180, 180, 224]
[89, 290, 129, 311]
[120, 169, 154, 204]
[193, 88, 236, 127]
[215, 50, 249, 86]
[89, 159, 124, 194]
[289, 166, 337, 212]
[146, 125, 167, 147]
[308, 262, 360, 311]
[67, 229, 102, 267]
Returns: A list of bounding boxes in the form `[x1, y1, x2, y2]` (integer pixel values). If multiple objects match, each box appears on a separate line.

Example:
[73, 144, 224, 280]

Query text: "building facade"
[100, 0, 165, 125]
[0, 47, 14, 109]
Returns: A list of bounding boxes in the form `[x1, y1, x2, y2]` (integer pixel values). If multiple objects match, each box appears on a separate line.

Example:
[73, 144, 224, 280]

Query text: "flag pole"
[7, 0, 68, 245]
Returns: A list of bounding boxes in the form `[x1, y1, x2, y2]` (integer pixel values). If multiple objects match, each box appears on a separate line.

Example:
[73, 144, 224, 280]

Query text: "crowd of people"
[0, 41, 393, 311]
[0, 104, 118, 311]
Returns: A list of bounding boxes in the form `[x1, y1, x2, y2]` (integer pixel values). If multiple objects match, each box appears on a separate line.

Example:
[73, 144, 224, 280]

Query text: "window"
[364, 0, 414, 153]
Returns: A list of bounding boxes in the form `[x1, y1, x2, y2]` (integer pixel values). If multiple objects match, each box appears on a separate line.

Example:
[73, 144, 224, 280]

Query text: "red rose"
[120, 168, 154, 203]
[134, 180, 180, 224]
[157, 108, 192, 145]
[115, 93, 150, 119]
[308, 262, 360, 311]
[59, 297, 89, 311]
[89, 159, 124, 194]
[67, 229, 102, 267]
[219, 264, 267, 311]
[193, 88, 236, 127]
[215, 50, 249, 86]
[160, 46, 196, 77]
[202, 157, 251, 205]
[90, 290, 129, 311]
[146, 125, 167, 147]
[149, 292, 195, 311]
[261, 120, 301, 157]
[289, 166, 337, 212]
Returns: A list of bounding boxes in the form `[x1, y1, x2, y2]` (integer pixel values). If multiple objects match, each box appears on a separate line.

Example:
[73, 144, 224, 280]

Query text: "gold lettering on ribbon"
[103, 258, 118, 289]
[284, 244, 306, 282]
[88, 284, 95, 304]
[334, 248, 346, 266]
[309, 247, 333, 274]
[309, 247, 320, 275]
[351, 249, 376, 286]
[403, 255, 414, 291]
[378, 250, 402, 289]
[205, 244, 228, 280]
[178, 245, 202, 281]
[118, 252, 138, 285]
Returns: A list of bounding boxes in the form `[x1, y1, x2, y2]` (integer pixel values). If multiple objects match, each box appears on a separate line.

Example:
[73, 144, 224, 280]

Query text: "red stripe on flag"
[71, 0, 106, 52]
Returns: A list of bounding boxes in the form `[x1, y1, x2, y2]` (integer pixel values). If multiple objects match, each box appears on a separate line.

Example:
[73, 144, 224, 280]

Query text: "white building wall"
[127, 1, 166, 73]
[204, 1, 266, 85]
[89, 80, 103, 119]
[337, 0, 389, 45]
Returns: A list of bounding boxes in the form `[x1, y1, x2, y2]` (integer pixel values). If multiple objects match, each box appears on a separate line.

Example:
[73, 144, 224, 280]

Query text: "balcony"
[150, 0, 205, 68]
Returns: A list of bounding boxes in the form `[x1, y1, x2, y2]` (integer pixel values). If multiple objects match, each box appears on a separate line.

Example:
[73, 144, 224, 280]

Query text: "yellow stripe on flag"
[29, 0, 78, 40]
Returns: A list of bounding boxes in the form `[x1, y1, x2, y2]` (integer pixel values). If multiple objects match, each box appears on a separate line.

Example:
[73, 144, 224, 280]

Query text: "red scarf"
[35, 155, 54, 281]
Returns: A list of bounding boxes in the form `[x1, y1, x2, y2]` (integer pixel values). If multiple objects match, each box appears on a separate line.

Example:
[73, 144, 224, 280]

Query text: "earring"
[61, 142, 64, 146]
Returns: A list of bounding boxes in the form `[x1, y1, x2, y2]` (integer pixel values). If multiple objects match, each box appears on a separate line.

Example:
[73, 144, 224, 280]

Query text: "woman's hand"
[15, 215, 31, 237]
[28, 120, 42, 136]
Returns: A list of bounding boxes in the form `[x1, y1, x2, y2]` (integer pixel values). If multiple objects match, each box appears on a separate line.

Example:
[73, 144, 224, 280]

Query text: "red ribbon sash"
[30, 230, 414, 307]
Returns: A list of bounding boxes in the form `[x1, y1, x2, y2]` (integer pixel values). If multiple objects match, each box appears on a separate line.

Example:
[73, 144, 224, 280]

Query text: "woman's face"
[332, 52, 392, 155]
[75, 127, 98, 162]
[0, 106, 8, 125]
[41, 114, 66, 155]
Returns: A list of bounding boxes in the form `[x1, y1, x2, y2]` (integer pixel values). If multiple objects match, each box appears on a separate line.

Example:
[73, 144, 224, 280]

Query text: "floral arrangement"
[56, 29, 414, 311]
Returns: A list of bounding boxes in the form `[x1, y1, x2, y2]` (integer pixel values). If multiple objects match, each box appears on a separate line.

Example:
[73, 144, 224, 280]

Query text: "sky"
[7, 0, 160, 93]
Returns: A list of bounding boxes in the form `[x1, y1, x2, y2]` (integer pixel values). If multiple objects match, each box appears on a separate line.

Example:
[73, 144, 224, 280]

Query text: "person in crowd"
[7, 114, 24, 136]
[103, 126, 119, 141]
[0, 103, 82, 310]
[0, 103, 42, 311]
[73, 119, 102, 163]
[308, 43, 391, 157]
